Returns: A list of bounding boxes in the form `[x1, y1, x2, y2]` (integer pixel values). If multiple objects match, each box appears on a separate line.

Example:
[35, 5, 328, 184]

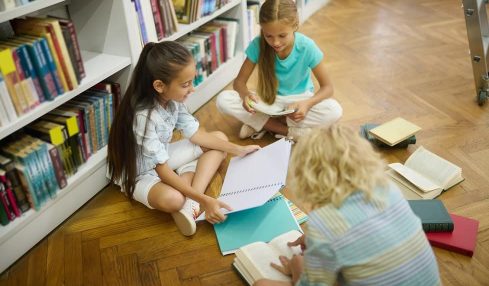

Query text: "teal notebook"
[214, 196, 302, 255]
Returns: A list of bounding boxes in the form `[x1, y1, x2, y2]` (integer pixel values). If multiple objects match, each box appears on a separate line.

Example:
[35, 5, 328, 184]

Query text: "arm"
[288, 61, 334, 122]
[233, 58, 258, 113]
[190, 128, 260, 157]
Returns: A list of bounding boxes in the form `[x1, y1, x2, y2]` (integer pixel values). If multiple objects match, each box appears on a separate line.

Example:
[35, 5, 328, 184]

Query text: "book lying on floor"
[408, 200, 454, 232]
[248, 100, 296, 117]
[368, 117, 421, 146]
[196, 138, 292, 221]
[214, 195, 302, 255]
[387, 146, 463, 199]
[233, 230, 303, 285]
[426, 214, 479, 257]
[360, 123, 416, 148]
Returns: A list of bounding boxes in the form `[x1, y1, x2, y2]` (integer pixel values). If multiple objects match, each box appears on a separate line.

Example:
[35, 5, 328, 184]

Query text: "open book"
[248, 100, 296, 117]
[369, 117, 421, 146]
[233, 230, 303, 285]
[196, 138, 292, 221]
[387, 146, 463, 199]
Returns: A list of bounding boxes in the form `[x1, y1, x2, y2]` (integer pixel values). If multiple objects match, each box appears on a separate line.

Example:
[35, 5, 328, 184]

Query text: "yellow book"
[27, 120, 65, 146]
[368, 117, 421, 147]
[0, 47, 28, 114]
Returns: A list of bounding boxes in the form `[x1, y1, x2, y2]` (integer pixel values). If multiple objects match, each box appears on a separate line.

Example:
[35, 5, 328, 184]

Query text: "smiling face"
[261, 20, 296, 57]
[154, 61, 196, 104]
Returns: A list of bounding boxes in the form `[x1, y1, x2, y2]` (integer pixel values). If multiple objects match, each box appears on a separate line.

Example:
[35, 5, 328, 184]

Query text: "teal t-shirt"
[245, 32, 323, 95]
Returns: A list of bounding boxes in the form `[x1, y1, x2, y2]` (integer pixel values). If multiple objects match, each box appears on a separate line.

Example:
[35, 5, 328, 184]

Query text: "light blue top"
[133, 100, 199, 179]
[296, 182, 441, 286]
[245, 32, 323, 96]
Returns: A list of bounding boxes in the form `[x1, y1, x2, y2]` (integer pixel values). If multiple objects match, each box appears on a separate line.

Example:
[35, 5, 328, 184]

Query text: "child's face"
[161, 62, 196, 102]
[261, 21, 296, 55]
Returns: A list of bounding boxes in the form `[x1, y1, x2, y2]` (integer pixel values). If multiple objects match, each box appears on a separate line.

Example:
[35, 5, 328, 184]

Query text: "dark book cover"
[408, 200, 454, 232]
[0, 154, 30, 212]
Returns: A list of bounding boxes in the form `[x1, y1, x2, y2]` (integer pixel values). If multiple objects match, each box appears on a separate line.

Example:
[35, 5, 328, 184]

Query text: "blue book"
[213, 196, 302, 255]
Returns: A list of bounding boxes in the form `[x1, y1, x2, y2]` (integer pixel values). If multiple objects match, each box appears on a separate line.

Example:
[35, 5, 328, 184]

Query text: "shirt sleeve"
[306, 38, 324, 69]
[245, 36, 261, 63]
[175, 103, 200, 138]
[134, 112, 169, 167]
[295, 220, 339, 286]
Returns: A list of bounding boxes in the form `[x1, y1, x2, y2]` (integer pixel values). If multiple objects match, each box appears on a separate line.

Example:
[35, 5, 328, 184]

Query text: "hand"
[288, 234, 306, 252]
[201, 197, 232, 224]
[270, 255, 304, 282]
[287, 100, 311, 122]
[233, 144, 261, 157]
[241, 92, 258, 114]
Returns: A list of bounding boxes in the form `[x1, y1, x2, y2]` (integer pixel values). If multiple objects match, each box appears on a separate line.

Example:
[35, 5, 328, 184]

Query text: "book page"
[388, 163, 441, 192]
[233, 260, 254, 285]
[369, 117, 421, 146]
[238, 242, 291, 282]
[386, 170, 442, 199]
[268, 230, 303, 258]
[404, 146, 462, 189]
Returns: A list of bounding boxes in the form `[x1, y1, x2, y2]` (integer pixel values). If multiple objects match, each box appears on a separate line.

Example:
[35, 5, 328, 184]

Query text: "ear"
[153, 80, 166, 94]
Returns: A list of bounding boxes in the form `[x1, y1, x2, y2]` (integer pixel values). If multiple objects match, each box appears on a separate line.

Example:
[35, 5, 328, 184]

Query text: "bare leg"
[263, 118, 288, 136]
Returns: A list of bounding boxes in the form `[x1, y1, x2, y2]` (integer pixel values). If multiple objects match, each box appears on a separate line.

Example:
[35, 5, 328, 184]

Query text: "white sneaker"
[171, 198, 200, 236]
[239, 124, 266, 139]
[287, 127, 313, 142]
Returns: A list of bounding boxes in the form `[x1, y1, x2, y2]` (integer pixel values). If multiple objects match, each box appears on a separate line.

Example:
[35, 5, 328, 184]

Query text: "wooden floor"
[2, 0, 489, 285]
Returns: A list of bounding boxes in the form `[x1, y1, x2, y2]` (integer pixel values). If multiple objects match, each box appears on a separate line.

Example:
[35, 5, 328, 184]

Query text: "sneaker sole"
[171, 210, 197, 236]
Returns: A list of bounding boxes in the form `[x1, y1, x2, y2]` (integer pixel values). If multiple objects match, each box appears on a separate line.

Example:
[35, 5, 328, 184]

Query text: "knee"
[216, 90, 239, 114]
[151, 190, 185, 213]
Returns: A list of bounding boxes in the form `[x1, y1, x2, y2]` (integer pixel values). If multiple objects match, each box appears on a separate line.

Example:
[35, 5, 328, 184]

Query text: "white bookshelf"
[0, 0, 134, 273]
[297, 0, 330, 24]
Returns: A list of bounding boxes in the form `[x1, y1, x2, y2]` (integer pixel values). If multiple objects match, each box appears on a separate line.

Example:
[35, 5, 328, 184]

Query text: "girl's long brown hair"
[258, 0, 299, 104]
[107, 41, 193, 199]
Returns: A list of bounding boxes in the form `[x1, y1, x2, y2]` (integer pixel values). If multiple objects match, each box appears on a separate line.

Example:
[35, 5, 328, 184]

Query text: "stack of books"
[360, 117, 420, 148]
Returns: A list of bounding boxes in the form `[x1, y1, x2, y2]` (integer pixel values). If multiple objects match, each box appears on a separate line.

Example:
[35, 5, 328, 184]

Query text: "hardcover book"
[368, 117, 421, 146]
[426, 214, 478, 256]
[408, 200, 454, 232]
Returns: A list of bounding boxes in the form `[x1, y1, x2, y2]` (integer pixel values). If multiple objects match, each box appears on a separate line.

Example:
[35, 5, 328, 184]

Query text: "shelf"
[165, 0, 242, 41]
[300, 0, 330, 23]
[0, 51, 131, 140]
[0, 146, 109, 273]
[0, 0, 65, 23]
[186, 52, 245, 113]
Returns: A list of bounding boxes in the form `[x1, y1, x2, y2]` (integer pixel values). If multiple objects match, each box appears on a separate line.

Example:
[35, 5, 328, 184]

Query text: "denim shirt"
[134, 100, 199, 178]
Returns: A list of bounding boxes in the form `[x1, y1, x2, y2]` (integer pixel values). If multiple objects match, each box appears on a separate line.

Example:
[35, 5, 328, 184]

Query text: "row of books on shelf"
[0, 0, 36, 12]
[0, 81, 121, 227]
[0, 16, 85, 126]
[177, 19, 237, 85]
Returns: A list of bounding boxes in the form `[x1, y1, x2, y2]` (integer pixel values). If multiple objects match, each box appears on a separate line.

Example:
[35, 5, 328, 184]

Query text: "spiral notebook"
[196, 138, 293, 221]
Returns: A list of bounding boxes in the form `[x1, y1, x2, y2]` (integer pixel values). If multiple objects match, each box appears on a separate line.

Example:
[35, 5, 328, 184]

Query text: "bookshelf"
[297, 0, 330, 24]
[0, 0, 132, 273]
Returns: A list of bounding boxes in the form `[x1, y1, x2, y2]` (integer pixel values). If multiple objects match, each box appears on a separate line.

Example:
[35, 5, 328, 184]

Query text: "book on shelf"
[213, 194, 302, 255]
[408, 200, 454, 232]
[426, 214, 479, 257]
[248, 100, 296, 117]
[368, 117, 421, 147]
[0, 47, 29, 115]
[0, 0, 16, 12]
[360, 123, 416, 148]
[196, 138, 292, 221]
[0, 73, 18, 123]
[0, 154, 30, 213]
[233, 230, 303, 285]
[387, 146, 464, 200]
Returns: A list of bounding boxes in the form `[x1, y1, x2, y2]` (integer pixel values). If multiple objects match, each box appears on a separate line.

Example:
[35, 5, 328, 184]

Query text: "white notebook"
[196, 138, 293, 221]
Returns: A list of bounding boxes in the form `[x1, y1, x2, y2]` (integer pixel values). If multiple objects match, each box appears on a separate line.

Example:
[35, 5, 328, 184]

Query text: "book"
[214, 195, 302, 255]
[233, 229, 303, 285]
[196, 138, 292, 221]
[248, 100, 296, 117]
[408, 200, 454, 232]
[387, 146, 463, 199]
[426, 214, 479, 257]
[360, 123, 416, 148]
[368, 117, 421, 146]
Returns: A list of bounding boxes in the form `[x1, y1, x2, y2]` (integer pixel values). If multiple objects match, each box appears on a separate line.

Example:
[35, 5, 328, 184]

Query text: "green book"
[360, 123, 416, 148]
[408, 200, 454, 232]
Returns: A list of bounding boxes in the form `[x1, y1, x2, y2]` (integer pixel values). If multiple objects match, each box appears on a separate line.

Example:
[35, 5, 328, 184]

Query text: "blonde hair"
[289, 124, 388, 209]
[258, 0, 299, 104]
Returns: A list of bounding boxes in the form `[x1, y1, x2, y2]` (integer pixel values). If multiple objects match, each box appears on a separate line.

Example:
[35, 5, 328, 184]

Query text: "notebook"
[368, 117, 421, 146]
[213, 195, 302, 255]
[426, 214, 479, 257]
[196, 138, 292, 221]
[408, 200, 454, 232]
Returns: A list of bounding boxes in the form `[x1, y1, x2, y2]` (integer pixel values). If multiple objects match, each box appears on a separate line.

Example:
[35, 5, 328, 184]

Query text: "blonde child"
[216, 0, 342, 141]
[255, 124, 440, 286]
[107, 42, 260, 236]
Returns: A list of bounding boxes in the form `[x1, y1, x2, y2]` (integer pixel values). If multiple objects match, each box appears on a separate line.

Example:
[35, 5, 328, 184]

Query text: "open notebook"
[196, 138, 293, 221]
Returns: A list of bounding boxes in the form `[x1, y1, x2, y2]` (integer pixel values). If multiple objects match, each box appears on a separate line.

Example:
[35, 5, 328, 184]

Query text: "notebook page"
[404, 146, 461, 189]
[196, 139, 292, 221]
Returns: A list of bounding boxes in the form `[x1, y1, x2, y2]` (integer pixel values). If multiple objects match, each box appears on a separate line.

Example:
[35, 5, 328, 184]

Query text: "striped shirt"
[296, 183, 440, 286]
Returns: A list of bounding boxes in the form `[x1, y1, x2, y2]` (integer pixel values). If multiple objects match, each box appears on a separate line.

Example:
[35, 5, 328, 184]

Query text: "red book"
[426, 214, 479, 257]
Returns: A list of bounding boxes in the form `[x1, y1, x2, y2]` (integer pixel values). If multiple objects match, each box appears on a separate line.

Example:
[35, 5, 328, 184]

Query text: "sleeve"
[307, 38, 324, 69]
[245, 36, 261, 63]
[175, 103, 200, 138]
[134, 113, 169, 167]
[295, 219, 339, 286]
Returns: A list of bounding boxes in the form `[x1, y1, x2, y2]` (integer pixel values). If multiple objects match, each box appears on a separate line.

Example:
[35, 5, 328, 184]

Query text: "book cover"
[426, 214, 479, 257]
[0, 154, 30, 212]
[368, 117, 421, 146]
[408, 200, 454, 232]
[360, 123, 416, 148]
[213, 196, 302, 255]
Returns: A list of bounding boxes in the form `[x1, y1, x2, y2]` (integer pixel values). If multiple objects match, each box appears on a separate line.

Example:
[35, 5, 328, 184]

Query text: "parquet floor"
[1, 0, 489, 285]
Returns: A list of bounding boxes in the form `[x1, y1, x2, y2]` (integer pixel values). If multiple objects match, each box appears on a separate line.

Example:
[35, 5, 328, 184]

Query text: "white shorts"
[133, 139, 203, 209]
